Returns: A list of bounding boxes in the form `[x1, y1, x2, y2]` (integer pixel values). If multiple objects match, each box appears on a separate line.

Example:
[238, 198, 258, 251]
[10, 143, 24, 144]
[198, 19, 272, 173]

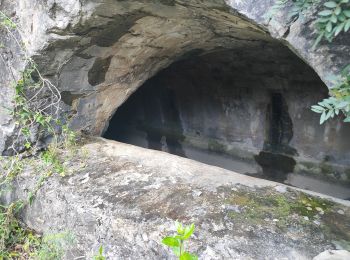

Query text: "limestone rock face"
[1, 0, 350, 154]
[313, 250, 350, 260]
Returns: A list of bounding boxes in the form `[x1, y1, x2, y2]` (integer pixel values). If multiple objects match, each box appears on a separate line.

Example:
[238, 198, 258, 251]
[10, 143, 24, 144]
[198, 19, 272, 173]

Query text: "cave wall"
[1, 0, 350, 154]
[105, 47, 350, 181]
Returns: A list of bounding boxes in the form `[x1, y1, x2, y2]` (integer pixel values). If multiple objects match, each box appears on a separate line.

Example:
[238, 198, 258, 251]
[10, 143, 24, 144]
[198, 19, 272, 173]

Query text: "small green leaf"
[326, 22, 333, 32]
[338, 13, 347, 21]
[320, 111, 327, 124]
[175, 221, 184, 234]
[318, 10, 333, 16]
[334, 6, 342, 16]
[317, 17, 330, 23]
[311, 105, 325, 110]
[183, 224, 195, 240]
[334, 22, 345, 36]
[28, 192, 35, 205]
[324, 1, 337, 8]
[162, 237, 180, 247]
[325, 110, 333, 120]
[345, 19, 350, 31]
[311, 105, 324, 113]
[343, 10, 350, 18]
[335, 101, 349, 108]
[180, 252, 198, 260]
[330, 15, 337, 23]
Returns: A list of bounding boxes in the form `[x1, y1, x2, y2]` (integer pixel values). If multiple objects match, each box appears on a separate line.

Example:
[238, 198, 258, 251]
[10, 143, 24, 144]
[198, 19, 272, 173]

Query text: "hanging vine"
[0, 10, 78, 258]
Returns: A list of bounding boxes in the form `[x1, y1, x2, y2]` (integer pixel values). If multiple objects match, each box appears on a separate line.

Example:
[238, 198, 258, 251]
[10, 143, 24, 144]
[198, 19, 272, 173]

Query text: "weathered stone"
[0, 0, 350, 154]
[103, 48, 350, 188]
[2, 138, 350, 259]
[313, 250, 350, 260]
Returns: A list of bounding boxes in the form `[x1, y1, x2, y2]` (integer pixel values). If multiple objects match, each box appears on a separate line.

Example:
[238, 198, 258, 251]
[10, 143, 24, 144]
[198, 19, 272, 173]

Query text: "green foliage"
[0, 201, 74, 259]
[0, 11, 81, 259]
[1, 11, 64, 153]
[270, 0, 350, 47]
[0, 11, 17, 29]
[267, 0, 317, 20]
[41, 146, 66, 176]
[314, 0, 350, 48]
[93, 245, 106, 260]
[162, 221, 198, 260]
[32, 232, 74, 260]
[0, 202, 24, 256]
[311, 65, 350, 123]
[269, 0, 350, 123]
[11, 64, 60, 151]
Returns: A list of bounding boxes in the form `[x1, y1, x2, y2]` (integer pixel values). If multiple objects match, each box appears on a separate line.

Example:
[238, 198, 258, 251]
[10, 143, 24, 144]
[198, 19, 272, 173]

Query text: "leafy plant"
[93, 245, 106, 260]
[162, 221, 198, 260]
[0, 202, 72, 259]
[267, 0, 318, 20]
[32, 232, 74, 260]
[313, 0, 350, 48]
[0, 11, 80, 259]
[268, 0, 350, 123]
[311, 65, 350, 123]
[0, 11, 17, 29]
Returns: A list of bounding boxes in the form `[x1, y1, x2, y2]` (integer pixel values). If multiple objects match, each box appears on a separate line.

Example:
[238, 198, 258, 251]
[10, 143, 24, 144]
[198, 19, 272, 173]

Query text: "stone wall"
[104, 47, 350, 183]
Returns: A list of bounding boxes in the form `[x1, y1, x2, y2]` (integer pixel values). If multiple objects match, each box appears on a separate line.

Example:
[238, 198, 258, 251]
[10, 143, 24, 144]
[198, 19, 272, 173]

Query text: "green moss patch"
[223, 187, 337, 230]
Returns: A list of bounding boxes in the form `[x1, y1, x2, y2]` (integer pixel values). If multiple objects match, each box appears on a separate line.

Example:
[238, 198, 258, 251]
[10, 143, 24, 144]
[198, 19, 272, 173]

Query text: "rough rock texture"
[1, 0, 350, 154]
[104, 48, 350, 186]
[2, 139, 350, 259]
[313, 250, 350, 260]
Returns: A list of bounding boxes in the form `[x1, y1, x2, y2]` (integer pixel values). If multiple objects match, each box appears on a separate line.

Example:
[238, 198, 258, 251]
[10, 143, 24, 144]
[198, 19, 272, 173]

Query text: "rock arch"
[1, 0, 350, 156]
[102, 44, 350, 186]
[64, 4, 275, 136]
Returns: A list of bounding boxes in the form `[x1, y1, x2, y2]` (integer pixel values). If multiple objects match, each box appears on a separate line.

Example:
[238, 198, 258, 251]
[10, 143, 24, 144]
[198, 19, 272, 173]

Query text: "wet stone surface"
[2, 138, 350, 259]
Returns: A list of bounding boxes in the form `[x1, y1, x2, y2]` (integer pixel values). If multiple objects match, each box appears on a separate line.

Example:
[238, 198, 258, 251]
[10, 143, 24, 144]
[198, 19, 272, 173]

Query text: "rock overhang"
[3, 0, 350, 152]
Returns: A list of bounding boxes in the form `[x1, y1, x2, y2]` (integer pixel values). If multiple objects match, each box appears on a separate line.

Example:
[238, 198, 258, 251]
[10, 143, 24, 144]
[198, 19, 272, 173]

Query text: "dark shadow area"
[104, 77, 186, 157]
[103, 46, 350, 199]
[254, 92, 297, 181]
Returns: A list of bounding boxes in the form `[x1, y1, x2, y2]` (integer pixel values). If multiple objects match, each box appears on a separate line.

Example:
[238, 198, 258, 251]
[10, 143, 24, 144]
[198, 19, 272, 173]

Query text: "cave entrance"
[103, 46, 350, 199]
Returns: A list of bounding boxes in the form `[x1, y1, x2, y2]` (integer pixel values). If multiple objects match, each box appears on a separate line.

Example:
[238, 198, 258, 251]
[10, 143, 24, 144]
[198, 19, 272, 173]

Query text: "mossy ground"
[219, 185, 349, 242]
